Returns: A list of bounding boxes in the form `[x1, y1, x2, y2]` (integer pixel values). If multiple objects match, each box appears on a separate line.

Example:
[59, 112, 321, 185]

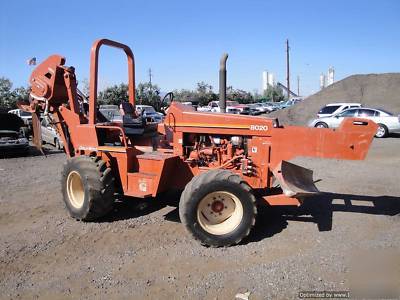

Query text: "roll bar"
[89, 39, 136, 124]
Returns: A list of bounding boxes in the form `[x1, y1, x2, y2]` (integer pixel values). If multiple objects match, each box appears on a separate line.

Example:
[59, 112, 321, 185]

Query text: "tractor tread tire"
[61, 156, 115, 221]
[179, 169, 257, 247]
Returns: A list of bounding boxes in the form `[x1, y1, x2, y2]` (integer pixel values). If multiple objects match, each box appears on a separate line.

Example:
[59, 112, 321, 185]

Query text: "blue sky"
[1, 0, 400, 96]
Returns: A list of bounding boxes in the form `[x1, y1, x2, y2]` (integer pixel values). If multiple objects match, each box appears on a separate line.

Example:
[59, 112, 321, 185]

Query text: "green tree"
[136, 82, 161, 110]
[0, 77, 30, 110]
[195, 82, 218, 106]
[227, 86, 253, 104]
[98, 83, 129, 105]
[173, 88, 196, 103]
[263, 85, 285, 102]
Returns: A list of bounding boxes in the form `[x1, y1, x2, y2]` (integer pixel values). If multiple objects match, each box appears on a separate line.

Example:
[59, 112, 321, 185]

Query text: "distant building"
[262, 70, 275, 92]
[320, 73, 326, 89]
[327, 66, 335, 86]
[320, 66, 335, 90]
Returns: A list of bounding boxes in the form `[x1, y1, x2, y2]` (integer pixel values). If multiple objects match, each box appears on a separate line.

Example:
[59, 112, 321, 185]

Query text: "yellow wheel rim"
[197, 191, 243, 235]
[66, 171, 85, 209]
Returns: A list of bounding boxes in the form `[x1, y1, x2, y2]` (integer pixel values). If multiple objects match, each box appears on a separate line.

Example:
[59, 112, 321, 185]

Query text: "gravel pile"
[270, 73, 400, 125]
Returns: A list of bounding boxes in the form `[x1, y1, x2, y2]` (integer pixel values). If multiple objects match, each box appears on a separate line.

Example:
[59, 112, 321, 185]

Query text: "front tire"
[315, 122, 328, 128]
[61, 156, 115, 221]
[375, 123, 388, 138]
[179, 170, 257, 247]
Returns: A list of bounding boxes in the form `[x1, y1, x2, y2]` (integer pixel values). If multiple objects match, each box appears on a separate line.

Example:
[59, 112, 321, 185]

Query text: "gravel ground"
[0, 138, 399, 300]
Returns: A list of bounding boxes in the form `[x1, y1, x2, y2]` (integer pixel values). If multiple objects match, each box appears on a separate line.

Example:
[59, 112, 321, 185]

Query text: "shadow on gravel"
[0, 146, 64, 159]
[99, 197, 168, 222]
[91, 190, 400, 244]
[246, 192, 400, 244]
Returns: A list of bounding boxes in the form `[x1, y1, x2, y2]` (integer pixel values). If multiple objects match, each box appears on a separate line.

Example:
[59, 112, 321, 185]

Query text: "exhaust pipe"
[219, 53, 228, 113]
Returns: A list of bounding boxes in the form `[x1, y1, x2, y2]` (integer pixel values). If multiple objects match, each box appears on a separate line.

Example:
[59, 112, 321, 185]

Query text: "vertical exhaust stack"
[219, 53, 228, 113]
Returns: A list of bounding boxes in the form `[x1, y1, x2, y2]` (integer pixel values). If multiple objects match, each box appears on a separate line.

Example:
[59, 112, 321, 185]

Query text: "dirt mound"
[271, 73, 400, 125]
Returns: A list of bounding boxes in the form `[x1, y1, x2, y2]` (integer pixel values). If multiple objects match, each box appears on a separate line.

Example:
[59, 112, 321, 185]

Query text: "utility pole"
[286, 39, 290, 99]
[148, 68, 153, 85]
[297, 75, 300, 96]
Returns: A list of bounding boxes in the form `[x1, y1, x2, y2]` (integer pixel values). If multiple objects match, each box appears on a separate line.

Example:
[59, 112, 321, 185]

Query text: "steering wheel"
[160, 92, 174, 115]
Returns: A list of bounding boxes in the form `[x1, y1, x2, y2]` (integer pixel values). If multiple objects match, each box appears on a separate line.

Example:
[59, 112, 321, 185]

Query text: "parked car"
[196, 105, 212, 112]
[226, 101, 251, 115]
[206, 101, 237, 113]
[308, 107, 400, 138]
[135, 105, 164, 123]
[8, 109, 32, 126]
[41, 117, 64, 150]
[317, 103, 362, 118]
[8, 109, 32, 137]
[251, 103, 268, 113]
[247, 104, 263, 115]
[0, 113, 29, 154]
[261, 102, 278, 112]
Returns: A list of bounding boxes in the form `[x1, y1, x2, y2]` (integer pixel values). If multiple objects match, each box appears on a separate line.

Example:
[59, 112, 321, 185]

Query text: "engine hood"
[0, 113, 24, 131]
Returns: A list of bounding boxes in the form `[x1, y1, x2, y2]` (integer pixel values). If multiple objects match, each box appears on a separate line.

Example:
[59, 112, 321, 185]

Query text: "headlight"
[18, 138, 28, 144]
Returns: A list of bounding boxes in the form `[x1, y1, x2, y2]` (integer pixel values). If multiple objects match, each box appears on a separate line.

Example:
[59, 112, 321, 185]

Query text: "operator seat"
[119, 101, 157, 136]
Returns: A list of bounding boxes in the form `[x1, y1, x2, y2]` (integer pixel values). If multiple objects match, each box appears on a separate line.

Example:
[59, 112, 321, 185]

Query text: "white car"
[196, 105, 212, 112]
[207, 101, 240, 114]
[135, 105, 164, 123]
[317, 103, 362, 118]
[308, 107, 400, 138]
[251, 103, 268, 113]
[41, 117, 64, 149]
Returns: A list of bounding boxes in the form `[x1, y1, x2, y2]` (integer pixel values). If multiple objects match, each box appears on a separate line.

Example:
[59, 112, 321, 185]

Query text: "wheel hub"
[211, 200, 224, 213]
[197, 191, 244, 235]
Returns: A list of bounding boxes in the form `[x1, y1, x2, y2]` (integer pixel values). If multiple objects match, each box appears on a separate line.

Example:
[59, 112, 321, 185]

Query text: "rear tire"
[375, 123, 388, 138]
[61, 156, 115, 221]
[315, 122, 328, 128]
[179, 170, 257, 247]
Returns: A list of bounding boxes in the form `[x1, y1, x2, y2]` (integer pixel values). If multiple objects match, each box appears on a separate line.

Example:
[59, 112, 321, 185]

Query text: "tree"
[263, 85, 285, 102]
[0, 77, 30, 111]
[136, 82, 161, 110]
[98, 83, 129, 105]
[79, 78, 90, 96]
[227, 86, 253, 104]
[194, 82, 218, 106]
[173, 88, 196, 103]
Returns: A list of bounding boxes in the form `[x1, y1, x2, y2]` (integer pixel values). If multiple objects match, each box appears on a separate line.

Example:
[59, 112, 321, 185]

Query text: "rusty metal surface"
[31, 111, 43, 153]
[272, 160, 319, 197]
[89, 39, 135, 125]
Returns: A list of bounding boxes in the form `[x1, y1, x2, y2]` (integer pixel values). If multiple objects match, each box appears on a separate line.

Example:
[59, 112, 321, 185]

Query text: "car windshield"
[141, 106, 156, 113]
[227, 101, 240, 106]
[319, 105, 340, 114]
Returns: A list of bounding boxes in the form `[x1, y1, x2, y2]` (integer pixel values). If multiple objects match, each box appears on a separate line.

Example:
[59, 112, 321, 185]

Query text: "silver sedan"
[308, 108, 400, 138]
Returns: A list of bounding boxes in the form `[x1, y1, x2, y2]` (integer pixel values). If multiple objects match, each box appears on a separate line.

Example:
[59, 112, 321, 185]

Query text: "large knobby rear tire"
[179, 170, 257, 247]
[61, 156, 115, 221]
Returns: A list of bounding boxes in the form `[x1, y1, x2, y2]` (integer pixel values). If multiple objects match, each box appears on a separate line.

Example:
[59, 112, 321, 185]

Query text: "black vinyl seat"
[120, 102, 157, 136]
